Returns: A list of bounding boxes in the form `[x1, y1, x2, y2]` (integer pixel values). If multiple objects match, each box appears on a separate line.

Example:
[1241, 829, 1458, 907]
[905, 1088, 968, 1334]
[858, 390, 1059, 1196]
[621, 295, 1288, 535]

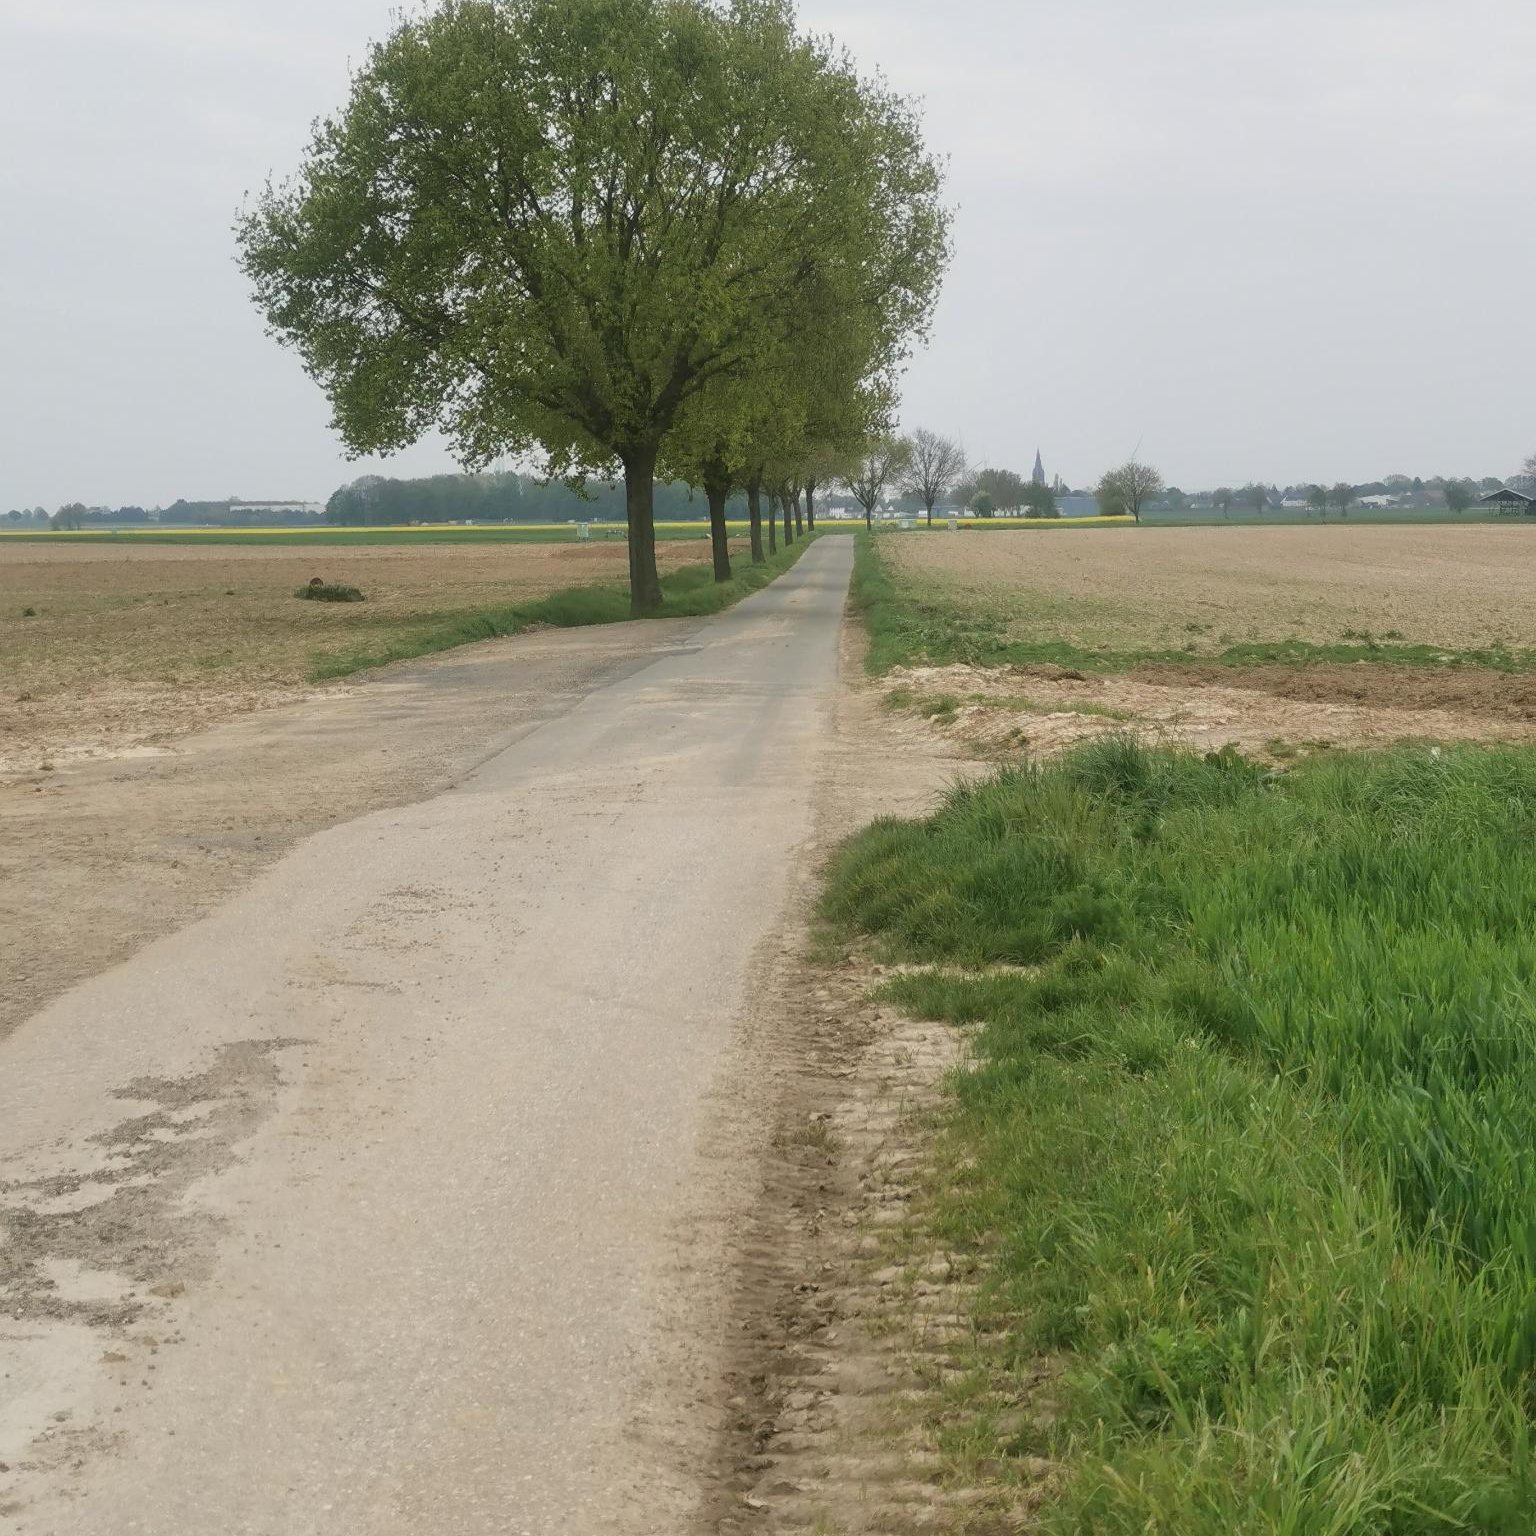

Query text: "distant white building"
[230, 500, 326, 516]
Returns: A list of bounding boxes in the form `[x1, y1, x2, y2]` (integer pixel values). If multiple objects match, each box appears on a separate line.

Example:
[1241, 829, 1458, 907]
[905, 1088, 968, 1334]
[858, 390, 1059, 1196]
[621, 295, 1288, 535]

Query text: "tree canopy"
[238, 0, 949, 613]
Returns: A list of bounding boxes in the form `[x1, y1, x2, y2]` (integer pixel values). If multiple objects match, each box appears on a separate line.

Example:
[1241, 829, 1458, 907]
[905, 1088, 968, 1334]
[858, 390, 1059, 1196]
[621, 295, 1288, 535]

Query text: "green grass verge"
[851, 530, 1536, 676]
[822, 738, 1536, 1531]
[308, 533, 825, 680]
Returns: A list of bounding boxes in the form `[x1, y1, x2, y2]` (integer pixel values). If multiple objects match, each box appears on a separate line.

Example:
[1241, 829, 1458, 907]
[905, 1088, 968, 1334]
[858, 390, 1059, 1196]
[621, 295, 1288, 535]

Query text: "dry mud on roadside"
[697, 627, 1046, 1534]
[882, 661, 1536, 762]
[706, 958, 1053, 1536]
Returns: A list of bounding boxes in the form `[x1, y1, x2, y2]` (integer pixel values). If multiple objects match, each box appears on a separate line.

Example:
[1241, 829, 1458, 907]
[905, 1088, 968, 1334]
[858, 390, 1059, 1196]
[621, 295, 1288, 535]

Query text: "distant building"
[1032, 450, 1047, 487]
[1479, 481, 1536, 516]
[231, 500, 326, 516]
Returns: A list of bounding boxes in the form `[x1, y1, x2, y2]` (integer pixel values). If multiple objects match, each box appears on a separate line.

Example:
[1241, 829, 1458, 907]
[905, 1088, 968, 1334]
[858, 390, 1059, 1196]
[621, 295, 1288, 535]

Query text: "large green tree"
[238, 0, 947, 615]
[1020, 480, 1057, 517]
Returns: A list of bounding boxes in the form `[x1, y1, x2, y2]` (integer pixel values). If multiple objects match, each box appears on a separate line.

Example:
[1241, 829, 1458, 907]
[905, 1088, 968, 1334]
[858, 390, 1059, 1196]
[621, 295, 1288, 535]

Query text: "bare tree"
[1524, 452, 1536, 476]
[901, 429, 967, 526]
[1096, 461, 1162, 523]
[847, 437, 913, 529]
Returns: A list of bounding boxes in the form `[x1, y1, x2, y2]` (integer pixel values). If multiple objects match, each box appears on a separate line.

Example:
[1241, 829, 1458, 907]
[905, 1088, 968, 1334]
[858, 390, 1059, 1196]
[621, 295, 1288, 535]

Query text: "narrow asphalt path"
[0, 535, 854, 1535]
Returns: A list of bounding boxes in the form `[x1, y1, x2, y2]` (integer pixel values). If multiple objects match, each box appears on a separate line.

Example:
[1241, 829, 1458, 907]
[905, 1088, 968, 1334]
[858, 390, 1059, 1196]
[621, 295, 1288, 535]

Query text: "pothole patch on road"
[0, 1038, 302, 1328]
[0, 1038, 305, 1507]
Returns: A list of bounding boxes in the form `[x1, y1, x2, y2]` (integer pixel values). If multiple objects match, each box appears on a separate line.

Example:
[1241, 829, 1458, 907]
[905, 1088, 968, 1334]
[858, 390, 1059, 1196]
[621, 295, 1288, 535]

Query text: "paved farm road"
[0, 536, 854, 1534]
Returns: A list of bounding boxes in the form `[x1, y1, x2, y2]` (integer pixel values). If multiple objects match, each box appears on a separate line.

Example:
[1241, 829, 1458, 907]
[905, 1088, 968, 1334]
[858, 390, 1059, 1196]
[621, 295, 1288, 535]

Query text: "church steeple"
[1032, 450, 1046, 487]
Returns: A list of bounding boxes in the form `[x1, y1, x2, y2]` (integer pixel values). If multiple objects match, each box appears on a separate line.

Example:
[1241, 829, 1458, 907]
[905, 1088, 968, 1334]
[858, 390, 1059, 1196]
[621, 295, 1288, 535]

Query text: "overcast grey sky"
[2, 0, 1533, 508]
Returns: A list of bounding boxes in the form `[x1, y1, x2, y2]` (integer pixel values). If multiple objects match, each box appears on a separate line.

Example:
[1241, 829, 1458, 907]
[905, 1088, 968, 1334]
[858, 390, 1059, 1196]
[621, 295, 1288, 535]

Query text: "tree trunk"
[705, 479, 732, 583]
[926, 500, 934, 526]
[793, 492, 804, 539]
[805, 481, 817, 532]
[767, 494, 778, 554]
[783, 491, 794, 546]
[747, 477, 765, 565]
[623, 444, 663, 615]
[864, 503, 873, 530]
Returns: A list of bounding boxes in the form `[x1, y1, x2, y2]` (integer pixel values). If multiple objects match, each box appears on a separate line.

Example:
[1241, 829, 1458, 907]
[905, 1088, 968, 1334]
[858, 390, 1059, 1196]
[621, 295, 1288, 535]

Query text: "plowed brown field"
[889, 523, 1536, 654]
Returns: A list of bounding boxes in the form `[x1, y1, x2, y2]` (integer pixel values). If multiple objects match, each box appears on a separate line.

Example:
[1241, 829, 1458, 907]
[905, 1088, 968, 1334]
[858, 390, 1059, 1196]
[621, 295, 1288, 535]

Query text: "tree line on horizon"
[1167, 473, 1522, 520]
[12, 457, 1533, 533]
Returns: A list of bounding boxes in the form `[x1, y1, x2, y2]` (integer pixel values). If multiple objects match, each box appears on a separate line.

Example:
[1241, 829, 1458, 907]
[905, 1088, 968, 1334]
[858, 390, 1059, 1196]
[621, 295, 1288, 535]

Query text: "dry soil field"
[892, 522, 1536, 655]
[0, 538, 716, 776]
[881, 524, 1536, 759]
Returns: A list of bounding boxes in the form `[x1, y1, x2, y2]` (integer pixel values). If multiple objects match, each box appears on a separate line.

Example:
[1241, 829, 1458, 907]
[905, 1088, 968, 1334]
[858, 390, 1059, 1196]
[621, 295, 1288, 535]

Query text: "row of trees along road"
[238, 0, 950, 614]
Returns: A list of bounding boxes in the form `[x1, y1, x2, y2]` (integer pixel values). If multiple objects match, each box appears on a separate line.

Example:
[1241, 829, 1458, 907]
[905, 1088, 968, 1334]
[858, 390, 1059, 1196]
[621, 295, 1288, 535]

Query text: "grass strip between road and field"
[822, 737, 1536, 1532]
[851, 528, 1536, 676]
[308, 532, 824, 681]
